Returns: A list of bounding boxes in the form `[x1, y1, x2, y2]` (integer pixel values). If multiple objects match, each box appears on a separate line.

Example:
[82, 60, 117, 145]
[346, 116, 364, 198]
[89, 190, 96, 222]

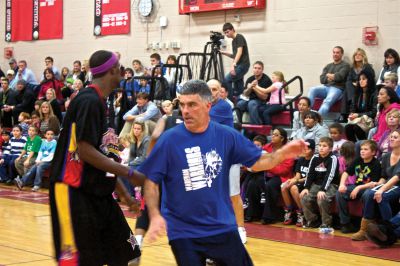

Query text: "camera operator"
[220, 22, 250, 100]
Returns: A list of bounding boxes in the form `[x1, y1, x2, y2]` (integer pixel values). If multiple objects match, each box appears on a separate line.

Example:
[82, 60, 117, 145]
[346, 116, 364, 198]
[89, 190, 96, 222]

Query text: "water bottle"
[319, 227, 334, 234]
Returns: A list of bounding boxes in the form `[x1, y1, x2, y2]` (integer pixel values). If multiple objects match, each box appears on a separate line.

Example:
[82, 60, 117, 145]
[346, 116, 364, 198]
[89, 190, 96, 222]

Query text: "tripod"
[201, 42, 224, 82]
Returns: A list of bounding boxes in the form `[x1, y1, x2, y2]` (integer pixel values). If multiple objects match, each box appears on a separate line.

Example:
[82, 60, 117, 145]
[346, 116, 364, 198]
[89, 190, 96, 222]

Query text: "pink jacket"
[373, 103, 400, 142]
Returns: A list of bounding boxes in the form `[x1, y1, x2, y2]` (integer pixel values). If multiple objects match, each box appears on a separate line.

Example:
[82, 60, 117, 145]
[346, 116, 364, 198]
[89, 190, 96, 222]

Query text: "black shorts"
[295, 183, 305, 191]
[50, 182, 141, 266]
[170, 230, 253, 266]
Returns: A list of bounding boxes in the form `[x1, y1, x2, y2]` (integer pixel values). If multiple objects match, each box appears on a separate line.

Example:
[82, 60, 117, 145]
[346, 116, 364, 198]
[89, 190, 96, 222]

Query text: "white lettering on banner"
[102, 12, 129, 28]
[95, 0, 101, 16]
[33, 0, 39, 28]
[222, 3, 235, 8]
[40, 0, 56, 7]
[182, 147, 223, 191]
[6, 0, 11, 32]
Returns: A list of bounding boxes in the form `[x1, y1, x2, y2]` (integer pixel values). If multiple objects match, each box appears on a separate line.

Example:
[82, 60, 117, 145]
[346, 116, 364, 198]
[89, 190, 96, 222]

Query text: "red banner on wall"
[179, 0, 266, 14]
[5, 0, 63, 42]
[94, 0, 130, 36]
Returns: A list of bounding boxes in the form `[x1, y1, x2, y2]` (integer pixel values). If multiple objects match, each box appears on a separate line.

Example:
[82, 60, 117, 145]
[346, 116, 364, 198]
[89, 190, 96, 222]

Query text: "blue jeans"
[308, 85, 343, 116]
[260, 104, 285, 125]
[390, 212, 400, 238]
[21, 161, 51, 187]
[336, 185, 369, 225]
[237, 98, 265, 124]
[0, 156, 18, 181]
[224, 64, 250, 100]
[363, 187, 400, 221]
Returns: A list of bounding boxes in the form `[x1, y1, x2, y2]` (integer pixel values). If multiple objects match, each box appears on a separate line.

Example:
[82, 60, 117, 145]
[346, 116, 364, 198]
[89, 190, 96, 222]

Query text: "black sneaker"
[340, 223, 358, 234]
[335, 115, 348, 123]
[244, 216, 253, 223]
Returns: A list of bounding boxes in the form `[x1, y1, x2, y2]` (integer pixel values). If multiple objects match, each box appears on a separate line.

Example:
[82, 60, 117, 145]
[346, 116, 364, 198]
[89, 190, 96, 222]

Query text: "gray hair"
[180, 80, 212, 103]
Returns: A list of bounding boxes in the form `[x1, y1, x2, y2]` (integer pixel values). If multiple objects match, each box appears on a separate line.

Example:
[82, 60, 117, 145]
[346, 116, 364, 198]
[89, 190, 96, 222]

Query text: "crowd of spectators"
[0, 45, 400, 248]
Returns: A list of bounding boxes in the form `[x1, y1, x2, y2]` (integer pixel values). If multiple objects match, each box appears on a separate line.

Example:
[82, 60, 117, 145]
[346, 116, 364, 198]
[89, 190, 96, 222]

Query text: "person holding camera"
[220, 22, 250, 100]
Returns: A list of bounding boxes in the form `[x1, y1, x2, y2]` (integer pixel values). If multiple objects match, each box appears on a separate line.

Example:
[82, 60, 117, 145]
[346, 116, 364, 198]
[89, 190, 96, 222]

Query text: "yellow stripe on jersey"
[55, 183, 77, 254]
[68, 122, 77, 152]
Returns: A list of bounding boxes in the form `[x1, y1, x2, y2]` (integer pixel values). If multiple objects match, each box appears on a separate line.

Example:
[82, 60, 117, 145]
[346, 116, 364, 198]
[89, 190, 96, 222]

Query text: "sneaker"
[283, 210, 294, 225]
[335, 115, 348, 123]
[260, 192, 266, 204]
[206, 259, 216, 266]
[14, 177, 23, 190]
[296, 212, 304, 227]
[31, 186, 40, 192]
[340, 223, 357, 234]
[238, 226, 247, 244]
[243, 199, 249, 209]
[303, 220, 320, 229]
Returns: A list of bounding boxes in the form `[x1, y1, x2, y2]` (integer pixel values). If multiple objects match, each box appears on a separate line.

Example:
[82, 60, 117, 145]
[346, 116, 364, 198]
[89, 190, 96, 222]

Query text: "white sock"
[135, 235, 143, 248]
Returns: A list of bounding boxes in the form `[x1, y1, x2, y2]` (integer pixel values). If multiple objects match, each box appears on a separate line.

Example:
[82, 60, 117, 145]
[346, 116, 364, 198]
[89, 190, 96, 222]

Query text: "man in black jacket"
[0, 78, 17, 128]
[11, 80, 35, 123]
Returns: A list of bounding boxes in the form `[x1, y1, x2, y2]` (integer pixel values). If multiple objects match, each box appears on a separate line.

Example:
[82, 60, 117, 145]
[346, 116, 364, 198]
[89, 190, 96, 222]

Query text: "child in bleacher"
[137, 78, 150, 94]
[0, 130, 11, 182]
[161, 100, 174, 117]
[15, 129, 57, 191]
[300, 137, 339, 229]
[336, 140, 381, 233]
[14, 126, 42, 178]
[30, 111, 41, 129]
[243, 135, 267, 222]
[18, 112, 31, 137]
[281, 139, 315, 227]
[0, 130, 11, 158]
[0, 125, 27, 184]
[329, 123, 346, 156]
[352, 130, 400, 241]
[260, 71, 287, 125]
[338, 141, 356, 178]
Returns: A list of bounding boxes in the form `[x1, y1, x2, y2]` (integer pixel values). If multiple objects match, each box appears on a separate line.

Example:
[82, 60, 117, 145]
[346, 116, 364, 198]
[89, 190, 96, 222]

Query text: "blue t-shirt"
[138, 121, 261, 240]
[209, 99, 234, 128]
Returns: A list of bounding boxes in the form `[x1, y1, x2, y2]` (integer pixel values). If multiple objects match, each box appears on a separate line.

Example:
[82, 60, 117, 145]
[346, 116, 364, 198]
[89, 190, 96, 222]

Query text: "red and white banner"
[5, 0, 63, 42]
[179, 0, 266, 14]
[94, 0, 130, 36]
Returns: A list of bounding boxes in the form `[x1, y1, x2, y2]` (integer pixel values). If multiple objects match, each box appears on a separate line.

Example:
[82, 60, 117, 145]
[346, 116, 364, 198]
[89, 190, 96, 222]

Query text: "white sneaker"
[238, 226, 247, 244]
[14, 176, 23, 190]
[31, 186, 40, 192]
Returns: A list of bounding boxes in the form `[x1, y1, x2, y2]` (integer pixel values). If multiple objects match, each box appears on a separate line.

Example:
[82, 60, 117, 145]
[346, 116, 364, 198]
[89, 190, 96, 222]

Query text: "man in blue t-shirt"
[208, 78, 247, 244]
[139, 80, 307, 266]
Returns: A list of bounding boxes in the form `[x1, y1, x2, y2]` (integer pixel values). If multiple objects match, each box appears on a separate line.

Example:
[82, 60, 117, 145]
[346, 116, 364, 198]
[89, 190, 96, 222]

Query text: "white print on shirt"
[315, 163, 327, 172]
[182, 146, 222, 191]
[300, 166, 309, 177]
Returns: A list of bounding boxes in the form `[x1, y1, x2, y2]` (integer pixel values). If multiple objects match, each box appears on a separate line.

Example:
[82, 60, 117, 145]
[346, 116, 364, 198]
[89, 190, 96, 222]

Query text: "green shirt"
[24, 135, 42, 157]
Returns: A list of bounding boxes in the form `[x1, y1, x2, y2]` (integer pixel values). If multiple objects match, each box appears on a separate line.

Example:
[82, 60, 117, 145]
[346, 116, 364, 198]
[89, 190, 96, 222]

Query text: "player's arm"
[250, 140, 307, 172]
[144, 178, 166, 242]
[115, 178, 140, 213]
[77, 140, 145, 185]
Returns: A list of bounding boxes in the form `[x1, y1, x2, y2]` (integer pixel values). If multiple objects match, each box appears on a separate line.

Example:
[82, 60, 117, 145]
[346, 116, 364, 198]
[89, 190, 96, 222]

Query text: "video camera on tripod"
[209, 31, 224, 47]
